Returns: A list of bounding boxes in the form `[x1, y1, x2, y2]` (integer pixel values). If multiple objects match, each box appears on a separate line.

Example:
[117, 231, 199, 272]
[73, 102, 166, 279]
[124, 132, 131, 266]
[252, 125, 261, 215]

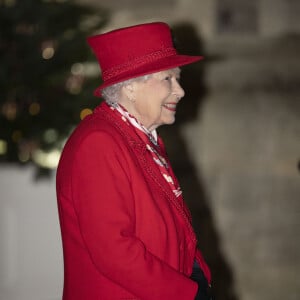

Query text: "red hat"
[87, 22, 203, 97]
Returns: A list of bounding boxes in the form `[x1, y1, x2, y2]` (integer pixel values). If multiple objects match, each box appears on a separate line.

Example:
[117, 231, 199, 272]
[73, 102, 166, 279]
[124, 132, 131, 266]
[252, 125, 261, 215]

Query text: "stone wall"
[182, 36, 300, 300]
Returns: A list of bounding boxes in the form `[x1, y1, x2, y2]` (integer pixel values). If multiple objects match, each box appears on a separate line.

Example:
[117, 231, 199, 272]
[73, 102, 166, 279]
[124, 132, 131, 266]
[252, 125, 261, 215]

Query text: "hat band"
[102, 47, 177, 81]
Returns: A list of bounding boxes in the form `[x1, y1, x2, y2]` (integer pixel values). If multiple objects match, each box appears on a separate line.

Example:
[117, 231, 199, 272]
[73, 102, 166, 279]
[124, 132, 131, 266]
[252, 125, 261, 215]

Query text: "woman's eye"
[164, 76, 171, 81]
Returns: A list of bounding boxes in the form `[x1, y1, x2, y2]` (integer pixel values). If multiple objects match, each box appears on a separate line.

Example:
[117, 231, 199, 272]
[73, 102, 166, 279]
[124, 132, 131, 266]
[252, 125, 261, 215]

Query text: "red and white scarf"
[109, 103, 182, 198]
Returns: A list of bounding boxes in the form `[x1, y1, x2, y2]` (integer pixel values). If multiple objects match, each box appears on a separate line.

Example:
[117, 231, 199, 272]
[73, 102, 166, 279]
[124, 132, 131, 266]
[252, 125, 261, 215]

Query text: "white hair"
[101, 74, 151, 104]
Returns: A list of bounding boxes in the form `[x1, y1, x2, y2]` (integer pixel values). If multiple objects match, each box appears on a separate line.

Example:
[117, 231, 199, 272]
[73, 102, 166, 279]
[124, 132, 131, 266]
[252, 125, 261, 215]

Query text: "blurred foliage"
[0, 0, 108, 175]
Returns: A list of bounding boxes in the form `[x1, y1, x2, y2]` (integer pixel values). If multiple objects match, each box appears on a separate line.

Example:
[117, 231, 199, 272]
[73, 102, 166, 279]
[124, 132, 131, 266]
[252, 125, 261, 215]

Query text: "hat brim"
[94, 54, 203, 97]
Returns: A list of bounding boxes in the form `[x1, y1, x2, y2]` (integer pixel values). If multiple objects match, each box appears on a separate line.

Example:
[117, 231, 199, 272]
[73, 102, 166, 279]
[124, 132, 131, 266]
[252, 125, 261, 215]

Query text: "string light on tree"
[80, 108, 93, 120]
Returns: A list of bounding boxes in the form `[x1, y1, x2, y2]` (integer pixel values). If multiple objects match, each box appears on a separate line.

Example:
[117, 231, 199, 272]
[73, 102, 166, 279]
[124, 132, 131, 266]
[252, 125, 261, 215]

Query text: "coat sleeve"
[71, 131, 198, 300]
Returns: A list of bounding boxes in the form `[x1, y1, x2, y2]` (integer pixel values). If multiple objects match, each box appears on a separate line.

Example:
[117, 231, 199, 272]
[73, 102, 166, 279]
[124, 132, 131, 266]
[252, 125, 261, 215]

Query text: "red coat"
[56, 102, 211, 300]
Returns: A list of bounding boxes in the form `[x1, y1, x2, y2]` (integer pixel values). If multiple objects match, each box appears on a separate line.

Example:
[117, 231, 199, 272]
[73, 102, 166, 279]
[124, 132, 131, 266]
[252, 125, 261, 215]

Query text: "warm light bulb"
[2, 101, 17, 120]
[71, 63, 84, 75]
[42, 47, 55, 59]
[32, 149, 61, 169]
[29, 102, 40, 115]
[80, 108, 93, 120]
[0, 140, 7, 155]
[65, 76, 83, 95]
[43, 129, 58, 143]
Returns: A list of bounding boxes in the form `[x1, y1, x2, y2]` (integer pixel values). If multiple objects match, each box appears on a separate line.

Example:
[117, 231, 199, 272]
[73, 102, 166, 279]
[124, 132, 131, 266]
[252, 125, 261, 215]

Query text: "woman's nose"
[173, 79, 185, 99]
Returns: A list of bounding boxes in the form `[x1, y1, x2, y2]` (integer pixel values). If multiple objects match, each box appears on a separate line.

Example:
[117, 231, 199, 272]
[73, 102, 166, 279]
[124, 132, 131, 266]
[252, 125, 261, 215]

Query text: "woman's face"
[121, 68, 185, 131]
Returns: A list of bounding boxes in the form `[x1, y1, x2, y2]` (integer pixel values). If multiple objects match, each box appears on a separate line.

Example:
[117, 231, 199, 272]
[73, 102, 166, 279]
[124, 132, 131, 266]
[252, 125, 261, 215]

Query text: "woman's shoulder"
[70, 102, 116, 134]
[62, 102, 135, 154]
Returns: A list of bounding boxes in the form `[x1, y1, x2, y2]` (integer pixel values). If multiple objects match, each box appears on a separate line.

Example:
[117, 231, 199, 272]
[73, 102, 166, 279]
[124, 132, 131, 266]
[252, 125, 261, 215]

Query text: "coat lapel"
[133, 143, 197, 244]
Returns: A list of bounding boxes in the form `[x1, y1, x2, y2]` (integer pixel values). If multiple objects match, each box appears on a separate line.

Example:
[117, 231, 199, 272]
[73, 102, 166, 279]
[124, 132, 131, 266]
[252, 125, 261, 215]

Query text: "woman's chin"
[163, 116, 176, 126]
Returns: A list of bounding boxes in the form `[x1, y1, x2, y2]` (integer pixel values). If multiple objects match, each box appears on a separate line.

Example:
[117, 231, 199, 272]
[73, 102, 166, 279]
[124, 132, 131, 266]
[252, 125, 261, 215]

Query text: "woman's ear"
[122, 83, 136, 102]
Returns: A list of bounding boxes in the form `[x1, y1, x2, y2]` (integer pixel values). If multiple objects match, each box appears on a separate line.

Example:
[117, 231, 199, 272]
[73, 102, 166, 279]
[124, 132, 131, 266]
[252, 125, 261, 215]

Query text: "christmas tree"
[0, 0, 108, 176]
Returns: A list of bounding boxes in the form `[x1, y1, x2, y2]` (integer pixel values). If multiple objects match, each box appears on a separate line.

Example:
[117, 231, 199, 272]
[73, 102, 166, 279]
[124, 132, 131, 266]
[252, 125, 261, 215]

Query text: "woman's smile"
[162, 102, 178, 112]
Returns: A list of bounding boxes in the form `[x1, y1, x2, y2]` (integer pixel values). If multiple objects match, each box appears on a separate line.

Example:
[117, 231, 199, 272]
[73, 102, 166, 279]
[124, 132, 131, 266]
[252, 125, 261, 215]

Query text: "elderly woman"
[56, 22, 211, 300]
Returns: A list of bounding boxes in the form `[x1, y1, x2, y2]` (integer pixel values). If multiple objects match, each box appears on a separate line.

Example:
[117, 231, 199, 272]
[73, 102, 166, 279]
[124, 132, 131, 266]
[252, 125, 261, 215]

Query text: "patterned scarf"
[109, 103, 182, 198]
